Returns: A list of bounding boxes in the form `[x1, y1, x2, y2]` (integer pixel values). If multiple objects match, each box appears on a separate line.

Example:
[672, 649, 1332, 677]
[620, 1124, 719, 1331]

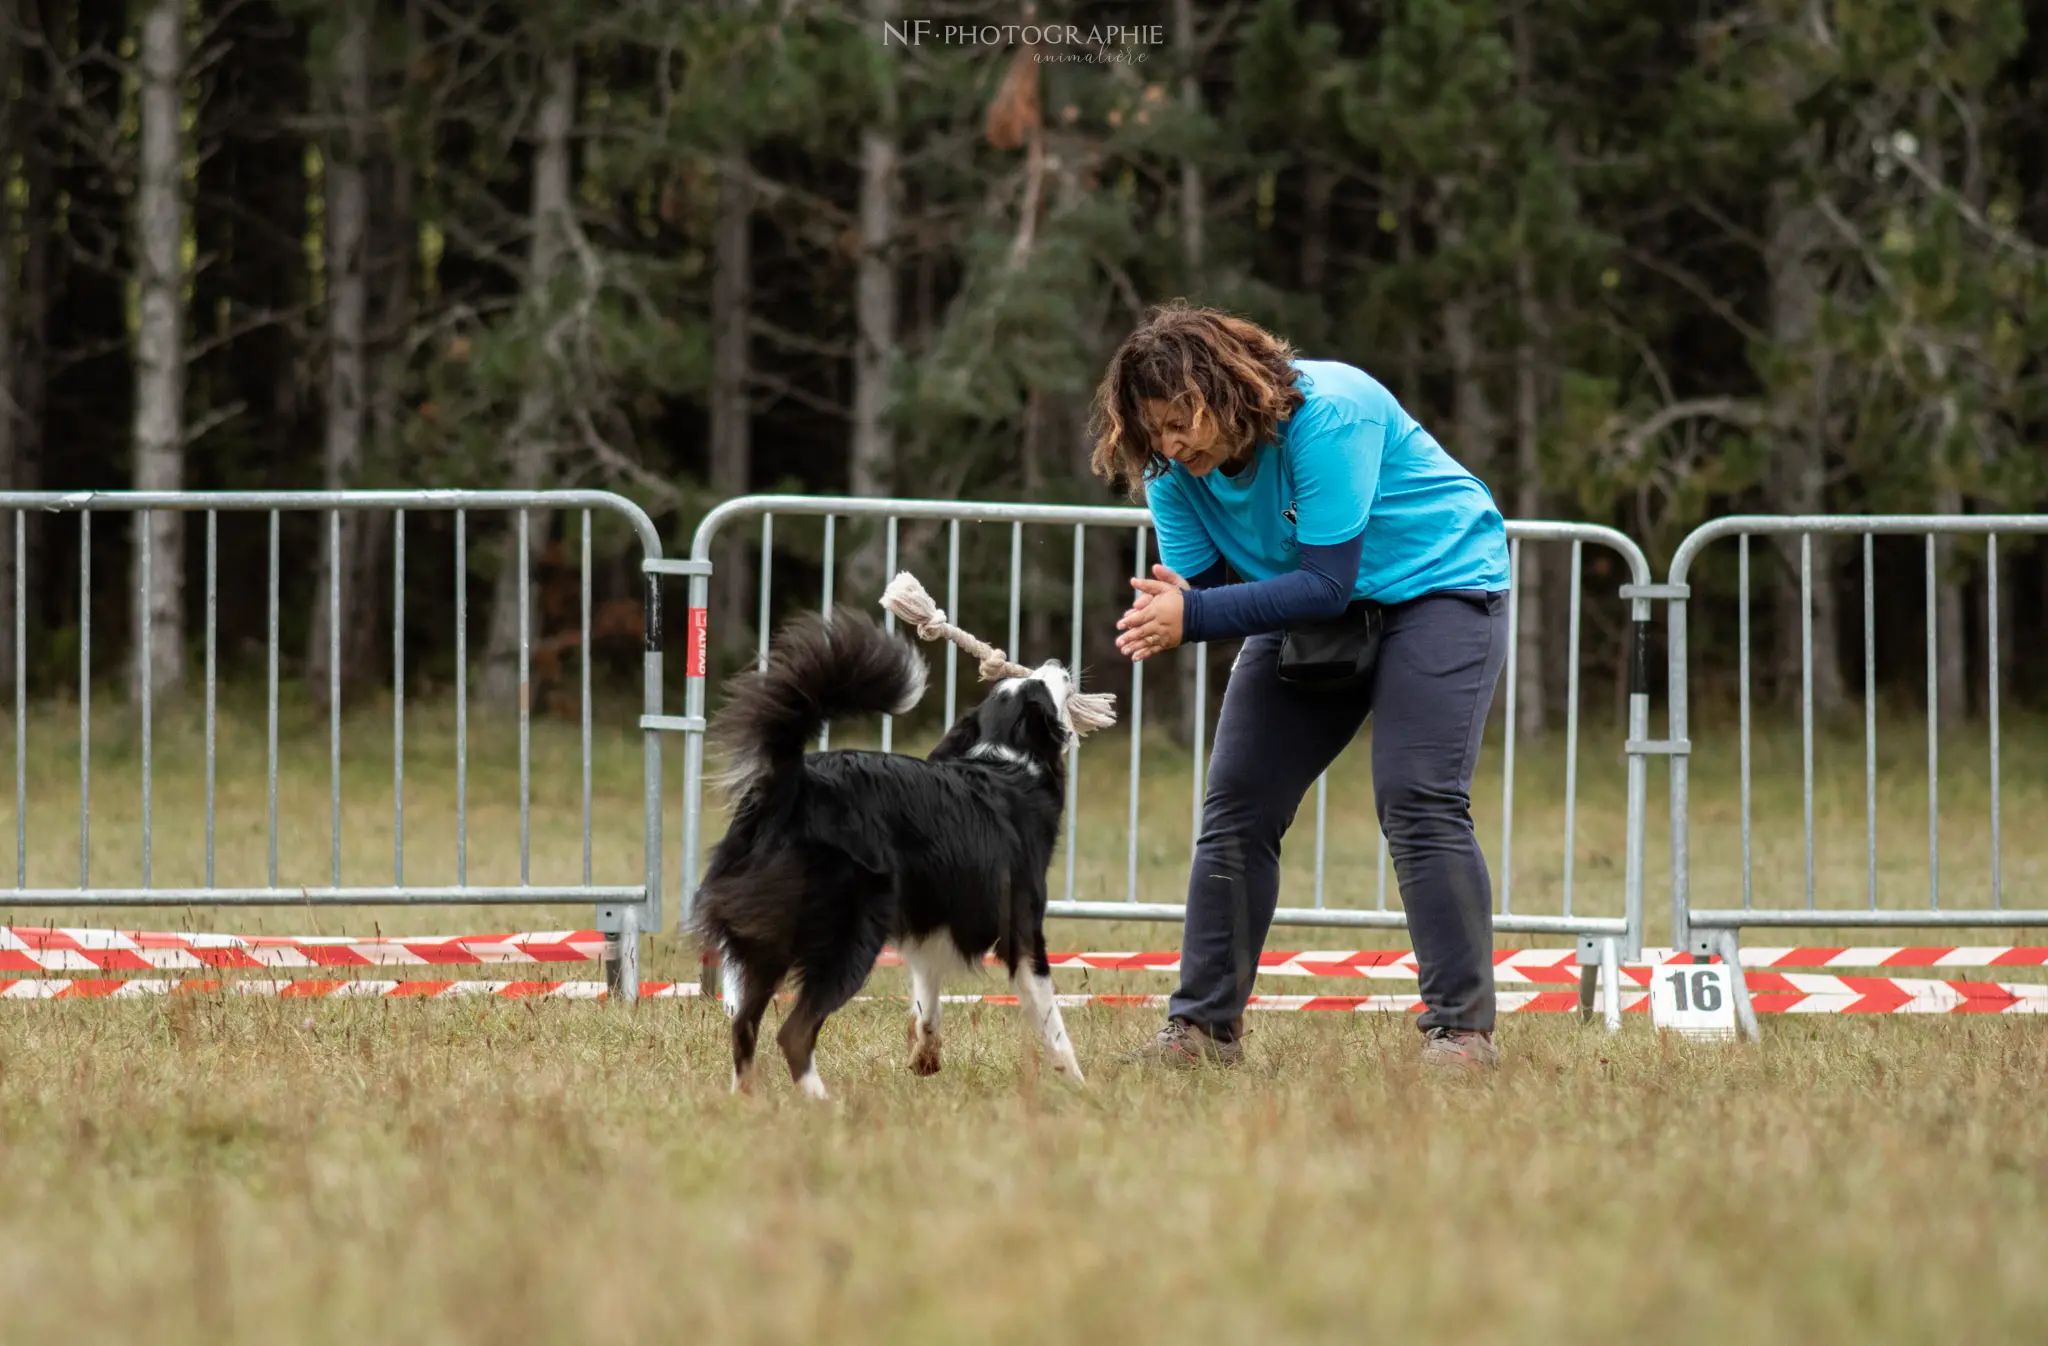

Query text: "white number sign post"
[1649, 963, 1738, 1041]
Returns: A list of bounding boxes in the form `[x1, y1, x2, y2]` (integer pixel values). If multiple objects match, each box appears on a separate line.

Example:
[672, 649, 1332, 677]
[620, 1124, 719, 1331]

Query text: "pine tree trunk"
[309, 0, 373, 696]
[1913, 89, 1971, 727]
[130, 0, 188, 705]
[15, 2, 49, 616]
[1508, 13, 1545, 738]
[1511, 250, 1547, 739]
[481, 52, 576, 709]
[1762, 167, 1845, 720]
[711, 143, 754, 654]
[1172, 0, 1204, 749]
[1436, 201, 1498, 486]
[1394, 184, 1422, 407]
[0, 6, 17, 688]
[846, 0, 898, 602]
[353, 0, 421, 685]
[1300, 161, 1333, 296]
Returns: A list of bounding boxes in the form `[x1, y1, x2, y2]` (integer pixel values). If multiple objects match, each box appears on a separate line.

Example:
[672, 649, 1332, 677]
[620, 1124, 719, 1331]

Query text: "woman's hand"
[1117, 568, 1189, 661]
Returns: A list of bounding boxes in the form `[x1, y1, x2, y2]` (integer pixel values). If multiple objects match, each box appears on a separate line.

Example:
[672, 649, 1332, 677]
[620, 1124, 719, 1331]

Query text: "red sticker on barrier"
[687, 607, 709, 678]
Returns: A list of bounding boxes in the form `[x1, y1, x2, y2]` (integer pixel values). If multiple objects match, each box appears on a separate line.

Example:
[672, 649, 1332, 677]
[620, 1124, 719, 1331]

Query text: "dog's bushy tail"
[711, 607, 927, 800]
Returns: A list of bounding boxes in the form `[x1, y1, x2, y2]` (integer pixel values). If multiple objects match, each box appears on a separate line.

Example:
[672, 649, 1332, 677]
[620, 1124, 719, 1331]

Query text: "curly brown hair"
[1087, 302, 1305, 500]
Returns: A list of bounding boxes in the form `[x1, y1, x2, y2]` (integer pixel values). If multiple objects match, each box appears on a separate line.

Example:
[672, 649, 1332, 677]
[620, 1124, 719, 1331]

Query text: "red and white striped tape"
[0, 926, 606, 972]
[9, 926, 2048, 975]
[6, 977, 2047, 1013]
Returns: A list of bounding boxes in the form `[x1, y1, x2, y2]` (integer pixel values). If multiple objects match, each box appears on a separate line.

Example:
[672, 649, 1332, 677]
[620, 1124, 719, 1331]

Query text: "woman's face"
[1140, 397, 1234, 476]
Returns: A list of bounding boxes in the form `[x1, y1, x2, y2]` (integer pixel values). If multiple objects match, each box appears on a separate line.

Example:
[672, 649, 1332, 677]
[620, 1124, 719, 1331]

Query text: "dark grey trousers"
[1167, 589, 1510, 1037]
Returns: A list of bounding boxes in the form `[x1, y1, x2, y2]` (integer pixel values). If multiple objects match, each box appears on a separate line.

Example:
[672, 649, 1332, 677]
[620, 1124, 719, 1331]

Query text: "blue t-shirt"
[1143, 360, 1508, 614]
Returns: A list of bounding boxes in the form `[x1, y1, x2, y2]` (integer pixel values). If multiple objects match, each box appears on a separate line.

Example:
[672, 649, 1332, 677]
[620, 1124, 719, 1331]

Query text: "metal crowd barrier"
[0, 491, 666, 1000]
[1661, 514, 2048, 1038]
[678, 494, 1658, 1026]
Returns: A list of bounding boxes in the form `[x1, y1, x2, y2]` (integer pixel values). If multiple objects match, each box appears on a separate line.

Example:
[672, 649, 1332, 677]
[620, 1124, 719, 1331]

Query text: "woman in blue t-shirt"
[1090, 302, 1511, 1071]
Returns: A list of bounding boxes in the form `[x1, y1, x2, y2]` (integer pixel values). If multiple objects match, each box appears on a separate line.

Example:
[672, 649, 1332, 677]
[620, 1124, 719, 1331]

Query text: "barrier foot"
[1576, 965, 1596, 1023]
[1599, 936, 1622, 1033]
[698, 943, 722, 1004]
[605, 905, 641, 1004]
[1714, 930, 1760, 1042]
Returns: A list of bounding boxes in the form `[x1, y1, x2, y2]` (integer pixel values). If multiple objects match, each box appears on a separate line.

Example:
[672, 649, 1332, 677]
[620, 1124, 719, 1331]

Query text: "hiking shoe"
[1420, 1026, 1499, 1072]
[1118, 1017, 1244, 1068]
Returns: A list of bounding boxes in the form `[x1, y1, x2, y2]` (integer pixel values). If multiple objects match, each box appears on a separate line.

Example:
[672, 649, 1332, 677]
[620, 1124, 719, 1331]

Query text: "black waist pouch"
[1276, 598, 1383, 694]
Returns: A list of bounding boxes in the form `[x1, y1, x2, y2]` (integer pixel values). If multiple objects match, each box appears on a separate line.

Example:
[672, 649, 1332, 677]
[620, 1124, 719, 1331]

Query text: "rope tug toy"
[880, 572, 1118, 735]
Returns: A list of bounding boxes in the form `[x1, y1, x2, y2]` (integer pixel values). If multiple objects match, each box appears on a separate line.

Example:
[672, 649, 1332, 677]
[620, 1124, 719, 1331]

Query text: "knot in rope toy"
[880, 572, 1118, 735]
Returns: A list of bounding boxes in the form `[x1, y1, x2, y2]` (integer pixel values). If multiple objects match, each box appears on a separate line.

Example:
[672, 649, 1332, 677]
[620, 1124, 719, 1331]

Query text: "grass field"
[2, 691, 2046, 1343]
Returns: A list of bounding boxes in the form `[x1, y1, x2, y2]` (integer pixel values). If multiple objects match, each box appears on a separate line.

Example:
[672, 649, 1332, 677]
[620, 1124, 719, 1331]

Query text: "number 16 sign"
[1649, 964, 1738, 1040]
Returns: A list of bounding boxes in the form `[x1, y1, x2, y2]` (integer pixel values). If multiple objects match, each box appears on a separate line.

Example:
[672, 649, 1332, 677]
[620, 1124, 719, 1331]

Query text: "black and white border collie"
[691, 606, 1084, 1099]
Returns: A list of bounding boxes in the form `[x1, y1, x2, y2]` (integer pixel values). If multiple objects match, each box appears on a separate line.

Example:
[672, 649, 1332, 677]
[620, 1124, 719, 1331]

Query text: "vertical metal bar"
[1925, 533, 1939, 910]
[944, 521, 960, 725]
[757, 514, 773, 671]
[1988, 534, 2001, 910]
[77, 514, 89, 889]
[581, 510, 592, 889]
[1864, 534, 1877, 911]
[1623, 589, 1652, 963]
[266, 511, 278, 888]
[1667, 592, 1691, 951]
[1499, 538, 1520, 913]
[644, 547, 667, 944]
[205, 512, 217, 888]
[1738, 534, 1751, 910]
[819, 514, 835, 752]
[1561, 540, 1582, 918]
[1800, 533, 1814, 911]
[330, 511, 342, 888]
[1127, 525, 1147, 903]
[517, 510, 531, 886]
[13, 512, 23, 888]
[1312, 773, 1327, 909]
[140, 511, 152, 889]
[1066, 524, 1083, 904]
[1599, 936, 1621, 1034]
[881, 516, 898, 753]
[393, 511, 406, 887]
[77, 510, 89, 889]
[1007, 520, 1022, 657]
[455, 509, 467, 886]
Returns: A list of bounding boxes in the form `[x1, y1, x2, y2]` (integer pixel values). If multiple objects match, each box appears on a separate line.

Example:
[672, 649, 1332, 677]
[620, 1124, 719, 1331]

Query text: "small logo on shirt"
[1283, 501, 1298, 526]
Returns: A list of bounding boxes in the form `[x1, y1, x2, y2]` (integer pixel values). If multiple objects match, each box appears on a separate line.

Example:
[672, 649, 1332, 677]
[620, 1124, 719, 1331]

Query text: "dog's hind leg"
[729, 965, 781, 1097]
[898, 935, 951, 1076]
[775, 997, 832, 1100]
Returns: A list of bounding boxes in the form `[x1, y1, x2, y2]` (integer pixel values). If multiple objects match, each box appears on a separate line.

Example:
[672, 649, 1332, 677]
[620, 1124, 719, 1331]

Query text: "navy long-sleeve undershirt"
[1177, 531, 1365, 644]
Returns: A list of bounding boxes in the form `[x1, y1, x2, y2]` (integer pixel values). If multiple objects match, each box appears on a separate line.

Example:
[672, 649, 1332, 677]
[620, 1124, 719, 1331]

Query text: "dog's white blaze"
[963, 741, 1034, 770]
[1030, 661, 1076, 741]
[1011, 966, 1084, 1082]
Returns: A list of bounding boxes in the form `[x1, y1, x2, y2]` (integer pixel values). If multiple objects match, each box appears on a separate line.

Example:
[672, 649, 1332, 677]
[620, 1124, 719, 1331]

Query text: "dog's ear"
[926, 710, 984, 762]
